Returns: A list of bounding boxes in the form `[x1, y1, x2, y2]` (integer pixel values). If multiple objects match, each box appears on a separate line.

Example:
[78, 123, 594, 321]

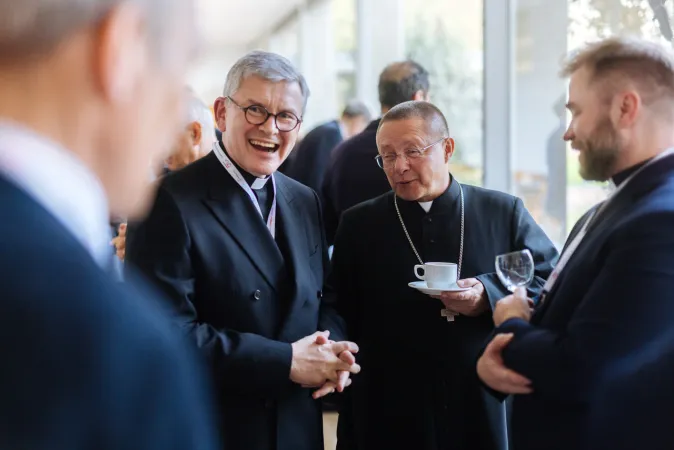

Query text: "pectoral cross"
[441, 309, 458, 322]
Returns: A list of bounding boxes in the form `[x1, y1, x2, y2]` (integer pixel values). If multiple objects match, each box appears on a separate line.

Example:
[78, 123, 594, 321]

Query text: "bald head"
[378, 100, 449, 140]
[378, 61, 430, 111]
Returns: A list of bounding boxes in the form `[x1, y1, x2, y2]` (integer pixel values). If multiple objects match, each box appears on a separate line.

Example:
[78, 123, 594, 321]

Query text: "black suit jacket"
[126, 152, 346, 450]
[586, 328, 674, 450]
[0, 175, 220, 450]
[485, 154, 674, 450]
[282, 120, 343, 200]
[321, 119, 391, 244]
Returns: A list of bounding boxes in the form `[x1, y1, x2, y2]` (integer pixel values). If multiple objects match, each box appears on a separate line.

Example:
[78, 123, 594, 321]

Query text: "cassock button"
[426, 217, 433, 223]
[253, 290, 262, 300]
[264, 399, 273, 408]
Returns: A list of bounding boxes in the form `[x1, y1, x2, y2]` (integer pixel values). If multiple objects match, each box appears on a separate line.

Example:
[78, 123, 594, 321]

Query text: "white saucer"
[408, 281, 471, 295]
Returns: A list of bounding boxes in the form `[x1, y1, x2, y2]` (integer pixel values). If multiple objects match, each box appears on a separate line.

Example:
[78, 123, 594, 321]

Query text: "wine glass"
[495, 249, 534, 292]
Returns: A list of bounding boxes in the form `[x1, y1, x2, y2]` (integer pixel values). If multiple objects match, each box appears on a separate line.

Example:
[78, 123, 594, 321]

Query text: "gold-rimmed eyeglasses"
[375, 137, 447, 169]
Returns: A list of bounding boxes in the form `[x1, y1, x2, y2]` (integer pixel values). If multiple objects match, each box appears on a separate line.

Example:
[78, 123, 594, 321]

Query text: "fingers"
[312, 382, 337, 399]
[336, 370, 351, 392]
[330, 340, 359, 355]
[456, 278, 479, 288]
[339, 350, 355, 365]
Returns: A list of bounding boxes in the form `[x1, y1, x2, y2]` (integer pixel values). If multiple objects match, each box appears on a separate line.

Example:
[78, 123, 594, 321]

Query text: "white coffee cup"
[414, 262, 458, 289]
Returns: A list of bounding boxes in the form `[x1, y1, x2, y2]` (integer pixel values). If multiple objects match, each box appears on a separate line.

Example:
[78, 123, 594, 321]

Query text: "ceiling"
[196, 0, 307, 47]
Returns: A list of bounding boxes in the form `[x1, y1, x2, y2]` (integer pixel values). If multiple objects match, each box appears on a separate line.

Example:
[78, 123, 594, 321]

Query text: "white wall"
[187, 46, 248, 107]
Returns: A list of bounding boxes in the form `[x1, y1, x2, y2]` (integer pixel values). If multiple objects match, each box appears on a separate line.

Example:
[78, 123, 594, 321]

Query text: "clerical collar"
[413, 177, 460, 213]
[219, 142, 270, 189]
[612, 159, 652, 187]
[418, 201, 433, 213]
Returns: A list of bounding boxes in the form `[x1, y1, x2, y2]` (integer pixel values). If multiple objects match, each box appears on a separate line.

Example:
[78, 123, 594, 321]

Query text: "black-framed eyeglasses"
[226, 96, 302, 132]
[375, 137, 447, 169]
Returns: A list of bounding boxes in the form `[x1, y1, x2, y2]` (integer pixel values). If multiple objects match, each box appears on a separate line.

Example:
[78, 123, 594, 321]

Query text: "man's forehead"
[235, 77, 303, 106]
[378, 119, 428, 143]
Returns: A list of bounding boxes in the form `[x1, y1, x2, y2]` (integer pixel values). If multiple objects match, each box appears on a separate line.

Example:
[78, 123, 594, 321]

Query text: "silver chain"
[394, 182, 465, 279]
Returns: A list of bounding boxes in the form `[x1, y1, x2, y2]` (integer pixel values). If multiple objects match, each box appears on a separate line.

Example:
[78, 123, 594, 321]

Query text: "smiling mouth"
[249, 139, 280, 153]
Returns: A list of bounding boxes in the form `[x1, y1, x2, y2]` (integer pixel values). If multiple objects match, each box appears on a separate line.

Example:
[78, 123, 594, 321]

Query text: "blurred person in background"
[321, 60, 430, 244]
[282, 99, 371, 201]
[0, 0, 220, 449]
[112, 90, 215, 261]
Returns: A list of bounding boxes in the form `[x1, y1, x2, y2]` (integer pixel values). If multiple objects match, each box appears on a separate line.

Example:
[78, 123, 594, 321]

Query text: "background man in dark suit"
[322, 60, 431, 243]
[281, 99, 371, 200]
[328, 101, 557, 450]
[0, 0, 220, 448]
[477, 36, 674, 450]
[126, 51, 360, 450]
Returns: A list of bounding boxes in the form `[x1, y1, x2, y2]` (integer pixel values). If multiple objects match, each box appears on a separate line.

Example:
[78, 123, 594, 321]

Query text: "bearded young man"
[477, 36, 674, 450]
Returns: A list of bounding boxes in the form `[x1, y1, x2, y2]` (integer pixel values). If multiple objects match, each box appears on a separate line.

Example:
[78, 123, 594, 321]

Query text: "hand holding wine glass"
[492, 249, 535, 326]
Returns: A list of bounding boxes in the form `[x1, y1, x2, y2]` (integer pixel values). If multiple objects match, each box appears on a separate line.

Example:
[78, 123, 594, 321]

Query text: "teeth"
[250, 139, 277, 149]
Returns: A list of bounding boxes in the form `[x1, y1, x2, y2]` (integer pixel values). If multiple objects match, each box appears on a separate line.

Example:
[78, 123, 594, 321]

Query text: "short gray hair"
[341, 99, 372, 121]
[185, 94, 215, 148]
[0, 0, 184, 63]
[223, 50, 310, 114]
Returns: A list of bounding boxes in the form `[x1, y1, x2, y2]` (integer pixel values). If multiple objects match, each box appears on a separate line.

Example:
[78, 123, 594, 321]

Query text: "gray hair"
[186, 94, 215, 151]
[341, 99, 372, 121]
[223, 50, 310, 114]
[0, 0, 187, 63]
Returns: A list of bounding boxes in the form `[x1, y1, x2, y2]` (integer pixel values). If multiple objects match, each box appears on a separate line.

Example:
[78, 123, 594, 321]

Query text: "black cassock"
[328, 180, 558, 450]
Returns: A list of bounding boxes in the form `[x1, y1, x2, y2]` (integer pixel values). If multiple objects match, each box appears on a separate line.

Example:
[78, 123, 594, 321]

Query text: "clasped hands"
[290, 331, 360, 400]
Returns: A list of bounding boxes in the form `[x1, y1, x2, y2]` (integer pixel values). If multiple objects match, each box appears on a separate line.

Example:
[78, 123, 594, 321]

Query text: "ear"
[214, 97, 228, 132]
[614, 90, 640, 128]
[444, 138, 456, 162]
[190, 121, 202, 147]
[411, 90, 426, 102]
[94, 3, 146, 103]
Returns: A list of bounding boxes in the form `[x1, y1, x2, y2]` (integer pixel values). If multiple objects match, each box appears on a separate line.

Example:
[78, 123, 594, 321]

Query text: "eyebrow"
[244, 98, 300, 117]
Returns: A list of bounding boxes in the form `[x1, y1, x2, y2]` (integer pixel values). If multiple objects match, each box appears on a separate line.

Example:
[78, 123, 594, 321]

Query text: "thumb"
[488, 333, 514, 353]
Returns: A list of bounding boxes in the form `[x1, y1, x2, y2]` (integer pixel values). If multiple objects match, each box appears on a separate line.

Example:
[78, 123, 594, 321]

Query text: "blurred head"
[213, 51, 309, 177]
[339, 99, 372, 139]
[561, 36, 674, 181]
[0, 0, 199, 217]
[166, 92, 215, 171]
[378, 61, 430, 114]
[376, 101, 454, 202]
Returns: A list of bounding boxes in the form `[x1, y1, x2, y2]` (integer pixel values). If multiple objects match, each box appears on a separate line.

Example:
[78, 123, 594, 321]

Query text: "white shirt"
[0, 121, 111, 267]
[418, 201, 433, 213]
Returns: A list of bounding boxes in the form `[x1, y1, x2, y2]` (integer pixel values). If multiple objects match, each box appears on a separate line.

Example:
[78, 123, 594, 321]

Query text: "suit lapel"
[274, 175, 315, 335]
[201, 153, 285, 291]
[534, 154, 674, 321]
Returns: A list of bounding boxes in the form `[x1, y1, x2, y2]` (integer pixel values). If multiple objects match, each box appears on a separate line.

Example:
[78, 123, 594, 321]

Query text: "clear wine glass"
[495, 249, 535, 292]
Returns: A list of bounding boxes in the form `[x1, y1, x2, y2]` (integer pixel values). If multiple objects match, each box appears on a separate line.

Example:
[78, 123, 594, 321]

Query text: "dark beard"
[577, 117, 623, 182]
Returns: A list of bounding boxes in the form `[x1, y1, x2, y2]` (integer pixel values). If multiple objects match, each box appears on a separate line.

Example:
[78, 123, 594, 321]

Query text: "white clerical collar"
[217, 141, 270, 189]
[0, 120, 111, 267]
[418, 200, 433, 213]
[251, 177, 269, 189]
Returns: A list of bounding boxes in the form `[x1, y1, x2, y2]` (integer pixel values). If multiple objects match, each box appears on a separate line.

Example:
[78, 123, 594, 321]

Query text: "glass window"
[332, 0, 358, 113]
[403, 0, 484, 186]
[513, 0, 674, 248]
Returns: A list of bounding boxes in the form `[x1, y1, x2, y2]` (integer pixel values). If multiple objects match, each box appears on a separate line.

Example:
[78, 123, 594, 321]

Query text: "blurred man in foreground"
[0, 0, 220, 449]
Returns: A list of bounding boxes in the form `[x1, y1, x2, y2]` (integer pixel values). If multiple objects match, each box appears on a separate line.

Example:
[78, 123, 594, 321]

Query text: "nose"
[563, 124, 574, 141]
[394, 155, 410, 174]
[258, 115, 280, 135]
